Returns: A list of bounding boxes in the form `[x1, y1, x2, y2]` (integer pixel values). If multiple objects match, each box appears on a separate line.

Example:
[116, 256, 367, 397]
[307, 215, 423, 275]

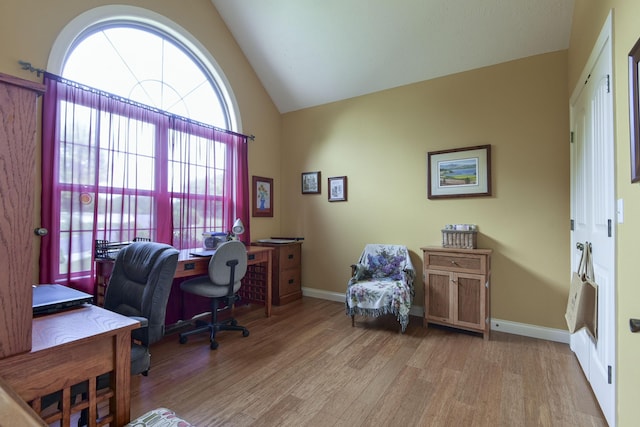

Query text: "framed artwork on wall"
[252, 176, 273, 217]
[328, 176, 347, 202]
[427, 144, 492, 199]
[629, 37, 640, 183]
[301, 171, 321, 194]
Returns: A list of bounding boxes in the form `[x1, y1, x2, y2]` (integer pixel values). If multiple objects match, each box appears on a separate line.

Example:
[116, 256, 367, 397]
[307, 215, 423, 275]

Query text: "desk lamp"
[229, 218, 245, 240]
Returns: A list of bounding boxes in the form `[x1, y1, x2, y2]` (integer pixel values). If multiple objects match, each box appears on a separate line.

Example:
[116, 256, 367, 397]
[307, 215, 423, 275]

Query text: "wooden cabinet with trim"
[421, 247, 492, 340]
[252, 241, 302, 305]
[0, 73, 45, 359]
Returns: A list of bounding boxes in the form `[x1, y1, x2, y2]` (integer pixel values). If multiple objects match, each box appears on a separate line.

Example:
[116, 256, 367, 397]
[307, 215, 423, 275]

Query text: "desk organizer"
[94, 237, 151, 260]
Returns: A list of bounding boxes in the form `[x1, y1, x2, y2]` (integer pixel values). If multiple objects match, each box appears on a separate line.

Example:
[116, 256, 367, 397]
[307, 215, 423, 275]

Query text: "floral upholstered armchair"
[345, 244, 415, 333]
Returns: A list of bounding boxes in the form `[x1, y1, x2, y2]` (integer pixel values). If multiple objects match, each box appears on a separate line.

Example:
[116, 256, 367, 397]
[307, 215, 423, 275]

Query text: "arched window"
[40, 7, 249, 291]
[62, 24, 230, 128]
[47, 5, 241, 130]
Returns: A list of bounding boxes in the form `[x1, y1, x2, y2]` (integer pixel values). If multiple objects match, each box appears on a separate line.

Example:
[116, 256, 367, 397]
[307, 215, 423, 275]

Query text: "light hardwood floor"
[130, 297, 607, 426]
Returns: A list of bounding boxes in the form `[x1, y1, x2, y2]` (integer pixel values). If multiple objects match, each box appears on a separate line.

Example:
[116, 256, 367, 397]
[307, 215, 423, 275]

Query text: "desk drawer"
[177, 260, 208, 278]
[424, 252, 486, 274]
[279, 268, 301, 296]
[278, 245, 300, 270]
[248, 248, 269, 264]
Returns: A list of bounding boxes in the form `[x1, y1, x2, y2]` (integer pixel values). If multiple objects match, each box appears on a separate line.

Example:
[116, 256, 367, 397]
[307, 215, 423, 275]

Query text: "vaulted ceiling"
[211, 0, 575, 113]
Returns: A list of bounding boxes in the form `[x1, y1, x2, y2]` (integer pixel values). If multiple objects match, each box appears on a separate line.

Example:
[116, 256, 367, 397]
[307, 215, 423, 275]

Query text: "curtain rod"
[18, 60, 256, 141]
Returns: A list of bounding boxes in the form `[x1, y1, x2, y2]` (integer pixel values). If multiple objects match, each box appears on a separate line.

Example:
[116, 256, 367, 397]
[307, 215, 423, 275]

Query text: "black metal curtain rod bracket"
[18, 60, 46, 77]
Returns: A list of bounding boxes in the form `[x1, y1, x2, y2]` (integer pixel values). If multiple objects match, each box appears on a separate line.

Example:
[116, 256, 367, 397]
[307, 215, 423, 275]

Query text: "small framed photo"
[428, 144, 492, 199]
[301, 171, 321, 194]
[252, 176, 273, 217]
[328, 176, 347, 202]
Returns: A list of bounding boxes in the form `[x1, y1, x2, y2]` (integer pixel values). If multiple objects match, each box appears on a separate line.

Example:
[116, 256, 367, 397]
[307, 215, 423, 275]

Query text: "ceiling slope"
[212, 0, 574, 113]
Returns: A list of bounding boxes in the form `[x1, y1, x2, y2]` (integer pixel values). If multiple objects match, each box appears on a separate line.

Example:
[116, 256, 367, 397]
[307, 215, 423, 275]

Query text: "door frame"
[568, 10, 616, 427]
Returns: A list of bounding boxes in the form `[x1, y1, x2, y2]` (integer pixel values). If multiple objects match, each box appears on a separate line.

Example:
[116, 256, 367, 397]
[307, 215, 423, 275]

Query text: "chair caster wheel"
[210, 341, 219, 350]
[242, 329, 250, 337]
[179, 335, 187, 344]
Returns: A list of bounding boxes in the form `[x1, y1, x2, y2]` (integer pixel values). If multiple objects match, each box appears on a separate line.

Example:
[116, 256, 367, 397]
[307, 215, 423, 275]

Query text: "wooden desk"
[0, 305, 139, 427]
[95, 245, 274, 319]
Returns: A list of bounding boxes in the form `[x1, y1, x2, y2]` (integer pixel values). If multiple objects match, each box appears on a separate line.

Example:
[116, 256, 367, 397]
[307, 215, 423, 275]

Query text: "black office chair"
[41, 241, 179, 425]
[178, 240, 250, 350]
[104, 241, 179, 375]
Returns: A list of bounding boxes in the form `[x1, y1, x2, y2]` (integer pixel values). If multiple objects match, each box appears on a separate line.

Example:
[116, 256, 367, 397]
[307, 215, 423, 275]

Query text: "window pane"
[52, 23, 236, 279]
[59, 231, 94, 275]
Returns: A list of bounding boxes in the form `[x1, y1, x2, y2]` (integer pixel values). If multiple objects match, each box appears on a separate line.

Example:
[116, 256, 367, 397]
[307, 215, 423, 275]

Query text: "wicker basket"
[441, 230, 477, 249]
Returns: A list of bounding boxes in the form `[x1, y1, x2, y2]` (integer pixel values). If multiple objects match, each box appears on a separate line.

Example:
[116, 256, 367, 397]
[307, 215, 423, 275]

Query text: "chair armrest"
[350, 263, 366, 282]
[129, 316, 150, 345]
[129, 316, 149, 328]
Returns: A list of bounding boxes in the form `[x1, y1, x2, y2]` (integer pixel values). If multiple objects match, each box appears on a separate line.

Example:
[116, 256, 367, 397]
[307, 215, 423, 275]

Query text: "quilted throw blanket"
[346, 244, 415, 332]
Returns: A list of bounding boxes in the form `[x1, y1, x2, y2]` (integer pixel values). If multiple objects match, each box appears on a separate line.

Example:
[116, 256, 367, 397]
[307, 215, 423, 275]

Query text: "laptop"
[32, 284, 94, 316]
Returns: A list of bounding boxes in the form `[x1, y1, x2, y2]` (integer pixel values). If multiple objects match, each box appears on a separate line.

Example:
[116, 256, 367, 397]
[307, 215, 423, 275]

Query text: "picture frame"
[427, 144, 492, 199]
[629, 37, 640, 183]
[252, 176, 273, 217]
[328, 176, 347, 202]
[301, 171, 321, 194]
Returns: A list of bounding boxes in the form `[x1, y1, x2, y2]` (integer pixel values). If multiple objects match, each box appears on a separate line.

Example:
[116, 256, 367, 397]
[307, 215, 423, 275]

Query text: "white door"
[569, 13, 616, 426]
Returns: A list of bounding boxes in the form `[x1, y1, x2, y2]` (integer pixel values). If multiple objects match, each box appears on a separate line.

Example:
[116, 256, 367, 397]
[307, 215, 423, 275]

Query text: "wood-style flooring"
[130, 297, 607, 426]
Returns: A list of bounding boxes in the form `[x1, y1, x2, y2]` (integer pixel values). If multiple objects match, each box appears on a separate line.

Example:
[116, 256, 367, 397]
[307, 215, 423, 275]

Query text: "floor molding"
[301, 287, 570, 344]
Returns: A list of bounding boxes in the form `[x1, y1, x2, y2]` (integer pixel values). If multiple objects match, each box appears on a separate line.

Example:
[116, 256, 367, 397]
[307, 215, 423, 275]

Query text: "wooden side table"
[421, 246, 492, 340]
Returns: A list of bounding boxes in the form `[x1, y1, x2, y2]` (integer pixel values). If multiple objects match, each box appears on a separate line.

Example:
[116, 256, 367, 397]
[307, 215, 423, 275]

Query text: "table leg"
[113, 330, 132, 426]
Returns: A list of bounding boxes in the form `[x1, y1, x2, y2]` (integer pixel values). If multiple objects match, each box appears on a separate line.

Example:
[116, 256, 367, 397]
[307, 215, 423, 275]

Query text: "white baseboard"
[490, 319, 569, 343]
[301, 287, 570, 344]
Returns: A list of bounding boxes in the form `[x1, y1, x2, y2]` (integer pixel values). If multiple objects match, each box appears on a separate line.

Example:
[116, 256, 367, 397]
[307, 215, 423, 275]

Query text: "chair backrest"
[358, 244, 414, 280]
[207, 240, 248, 294]
[104, 242, 179, 345]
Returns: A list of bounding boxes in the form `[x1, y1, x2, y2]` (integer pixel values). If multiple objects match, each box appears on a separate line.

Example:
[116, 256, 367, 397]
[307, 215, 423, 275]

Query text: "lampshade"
[232, 218, 245, 235]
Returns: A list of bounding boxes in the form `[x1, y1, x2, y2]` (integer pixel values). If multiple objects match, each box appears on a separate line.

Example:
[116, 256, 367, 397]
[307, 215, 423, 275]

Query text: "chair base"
[178, 298, 249, 350]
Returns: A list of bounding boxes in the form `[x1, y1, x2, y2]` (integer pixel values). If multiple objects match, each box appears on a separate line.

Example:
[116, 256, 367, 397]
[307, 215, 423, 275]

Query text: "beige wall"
[5, 0, 640, 422]
[0, 0, 283, 271]
[570, 1, 640, 424]
[282, 51, 570, 329]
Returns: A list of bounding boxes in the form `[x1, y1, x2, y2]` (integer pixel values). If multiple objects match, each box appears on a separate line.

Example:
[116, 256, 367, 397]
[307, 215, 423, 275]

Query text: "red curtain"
[40, 73, 249, 293]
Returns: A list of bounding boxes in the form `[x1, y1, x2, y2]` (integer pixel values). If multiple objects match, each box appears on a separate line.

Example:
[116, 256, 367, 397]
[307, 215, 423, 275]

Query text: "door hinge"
[607, 74, 611, 93]
[608, 365, 612, 384]
[570, 131, 574, 143]
[570, 219, 574, 231]
[608, 219, 612, 237]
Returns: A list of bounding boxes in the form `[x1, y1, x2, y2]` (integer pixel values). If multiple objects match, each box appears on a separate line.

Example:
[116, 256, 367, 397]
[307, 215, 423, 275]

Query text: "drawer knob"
[450, 260, 457, 265]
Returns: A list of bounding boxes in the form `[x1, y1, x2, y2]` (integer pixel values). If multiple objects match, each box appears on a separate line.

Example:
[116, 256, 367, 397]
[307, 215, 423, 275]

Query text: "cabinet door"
[425, 270, 452, 322]
[454, 272, 485, 330]
[0, 78, 42, 359]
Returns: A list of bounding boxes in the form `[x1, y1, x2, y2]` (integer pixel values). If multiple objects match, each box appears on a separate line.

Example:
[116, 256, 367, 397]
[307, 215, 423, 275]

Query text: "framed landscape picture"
[427, 145, 491, 199]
